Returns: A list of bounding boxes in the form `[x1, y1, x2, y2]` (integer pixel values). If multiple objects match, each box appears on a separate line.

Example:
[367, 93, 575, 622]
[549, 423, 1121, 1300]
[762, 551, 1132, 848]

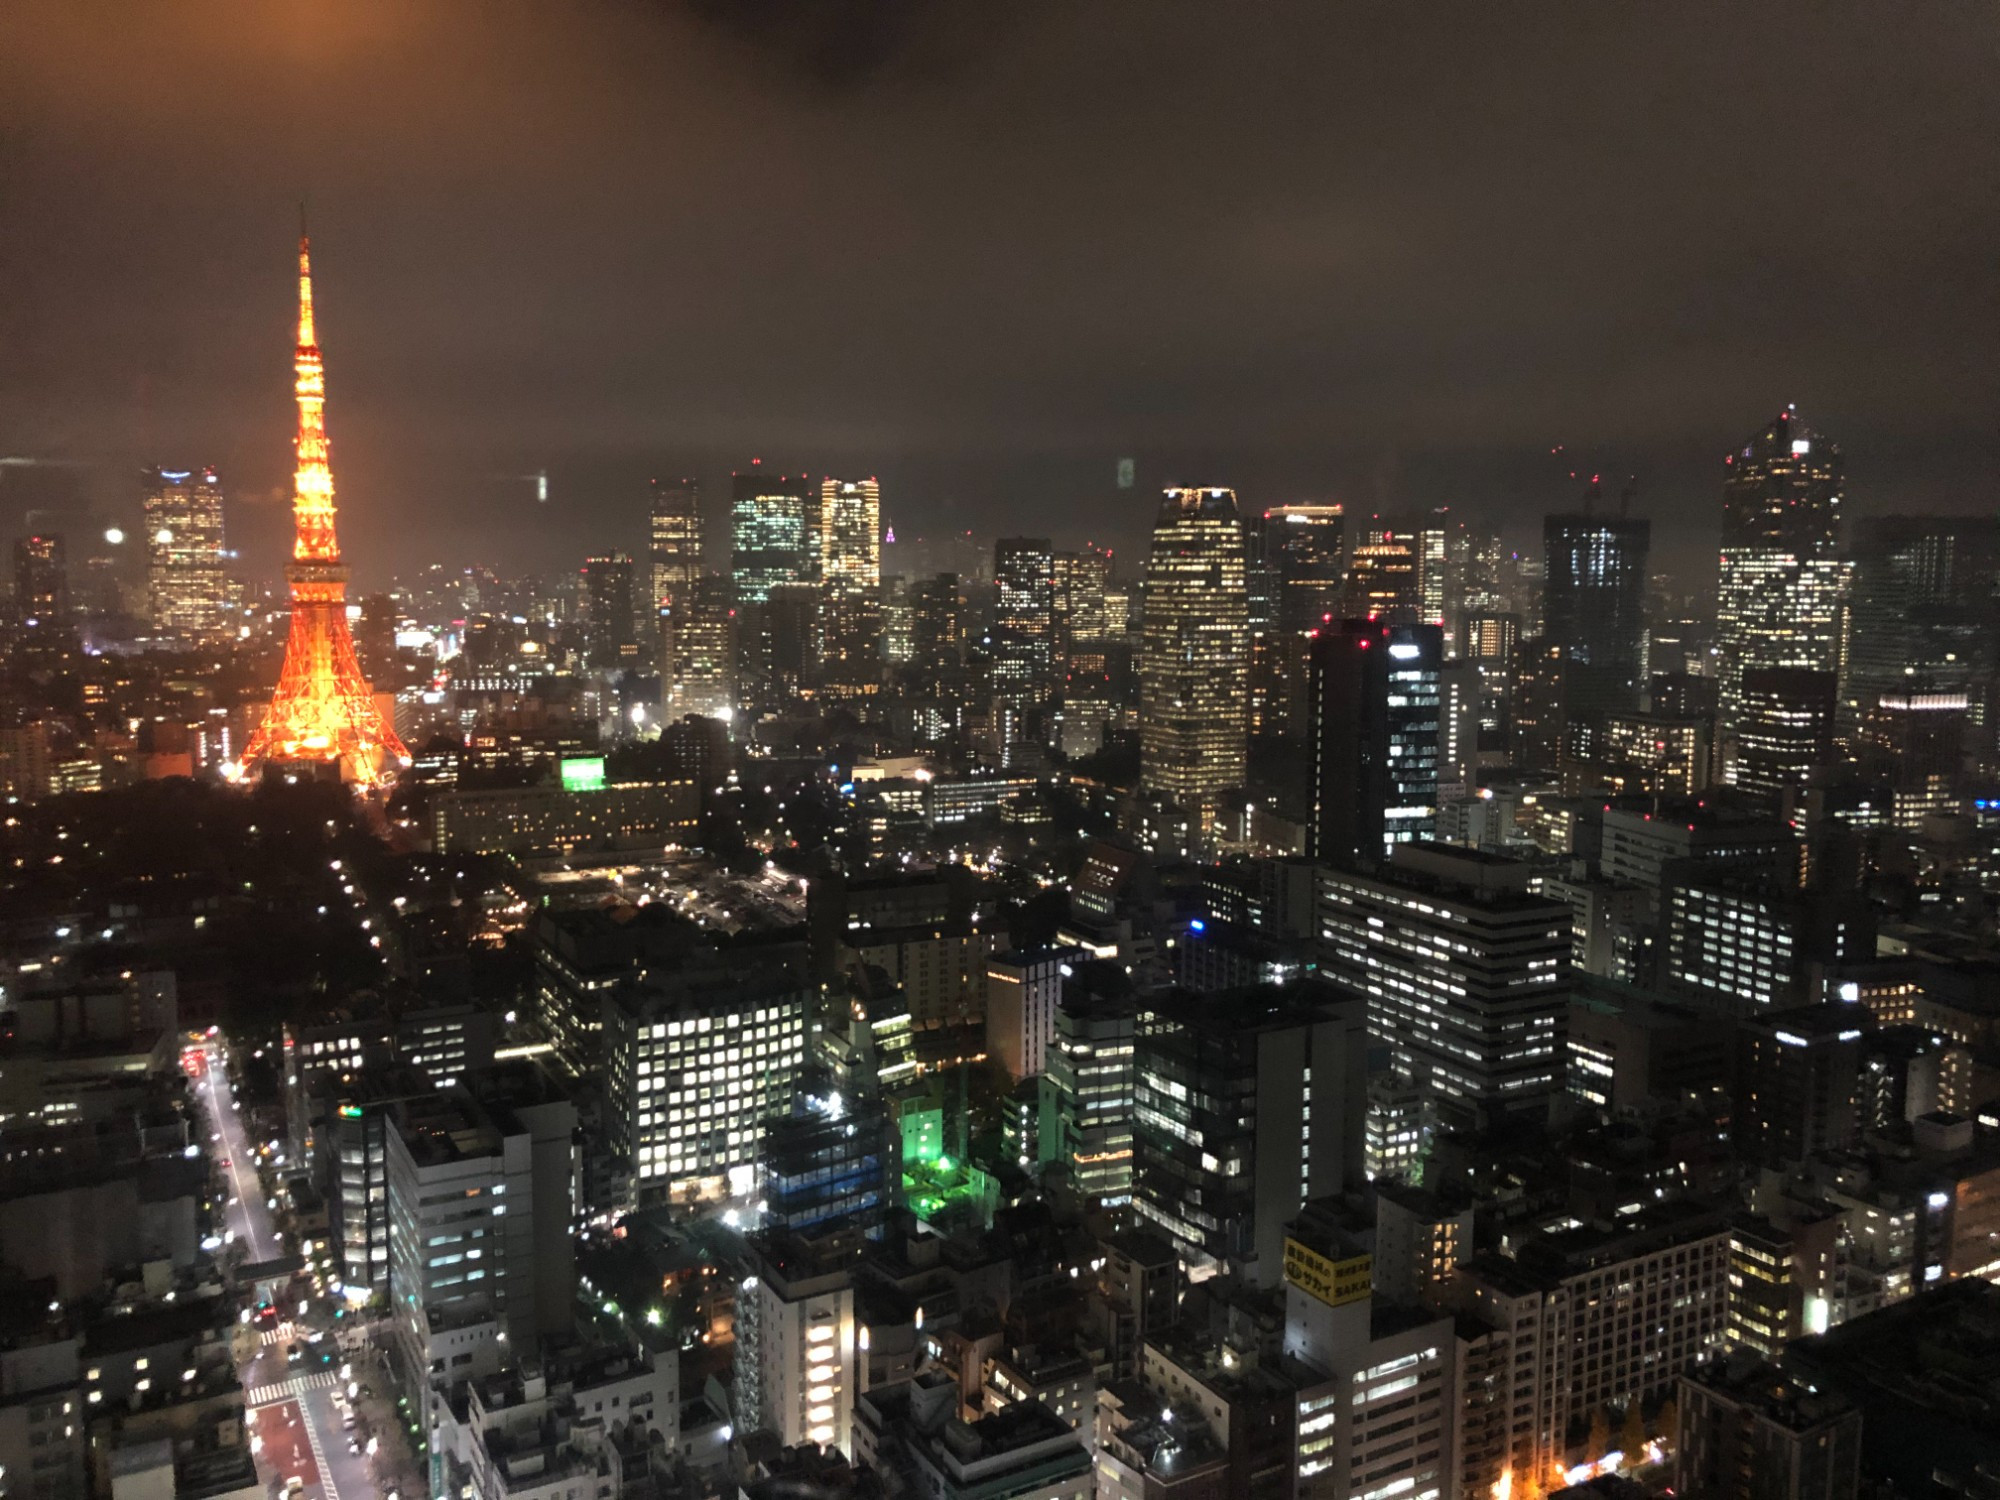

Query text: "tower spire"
[239, 223, 407, 788]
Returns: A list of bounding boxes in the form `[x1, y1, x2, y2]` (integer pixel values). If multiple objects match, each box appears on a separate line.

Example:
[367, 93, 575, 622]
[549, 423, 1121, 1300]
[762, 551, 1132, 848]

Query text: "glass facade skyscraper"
[144, 466, 230, 640]
[1716, 410, 1848, 774]
[1542, 511, 1650, 689]
[1139, 488, 1249, 824]
[730, 465, 811, 604]
[818, 477, 881, 697]
[647, 477, 702, 610]
[1308, 618, 1442, 864]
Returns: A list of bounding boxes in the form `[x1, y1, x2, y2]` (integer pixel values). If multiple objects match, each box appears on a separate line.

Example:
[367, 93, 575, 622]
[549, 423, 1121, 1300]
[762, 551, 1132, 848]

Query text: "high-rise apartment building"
[1307, 619, 1442, 864]
[1263, 504, 1345, 630]
[1138, 488, 1249, 823]
[143, 466, 229, 639]
[1316, 844, 1569, 1131]
[992, 537, 1055, 707]
[735, 1233, 859, 1455]
[730, 465, 812, 604]
[819, 477, 882, 697]
[1717, 411, 1849, 771]
[647, 477, 702, 609]
[1130, 981, 1366, 1285]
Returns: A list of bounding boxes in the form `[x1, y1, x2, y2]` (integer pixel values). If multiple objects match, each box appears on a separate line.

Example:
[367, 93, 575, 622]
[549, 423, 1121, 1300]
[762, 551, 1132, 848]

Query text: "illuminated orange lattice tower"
[240, 232, 408, 787]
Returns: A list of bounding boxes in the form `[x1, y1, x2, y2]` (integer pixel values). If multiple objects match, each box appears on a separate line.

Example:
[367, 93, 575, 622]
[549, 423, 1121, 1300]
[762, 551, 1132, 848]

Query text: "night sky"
[4, 1, 1997, 588]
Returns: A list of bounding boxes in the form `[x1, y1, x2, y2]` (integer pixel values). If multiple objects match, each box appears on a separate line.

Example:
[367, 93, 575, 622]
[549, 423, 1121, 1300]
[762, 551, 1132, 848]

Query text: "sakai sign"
[1284, 1238, 1373, 1308]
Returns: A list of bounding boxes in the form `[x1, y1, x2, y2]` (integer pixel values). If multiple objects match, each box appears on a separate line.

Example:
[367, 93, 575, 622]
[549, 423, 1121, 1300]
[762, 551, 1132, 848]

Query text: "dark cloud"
[1, 1, 1995, 587]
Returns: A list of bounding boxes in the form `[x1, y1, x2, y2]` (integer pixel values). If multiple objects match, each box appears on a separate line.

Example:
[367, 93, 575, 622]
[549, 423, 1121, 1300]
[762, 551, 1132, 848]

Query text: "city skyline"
[6, 14, 2000, 1500]
[5, 3, 1997, 584]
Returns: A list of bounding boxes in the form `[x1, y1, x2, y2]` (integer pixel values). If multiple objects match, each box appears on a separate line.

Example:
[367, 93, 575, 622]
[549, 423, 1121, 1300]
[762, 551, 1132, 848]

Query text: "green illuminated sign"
[338, 1105, 363, 1119]
[560, 756, 606, 793]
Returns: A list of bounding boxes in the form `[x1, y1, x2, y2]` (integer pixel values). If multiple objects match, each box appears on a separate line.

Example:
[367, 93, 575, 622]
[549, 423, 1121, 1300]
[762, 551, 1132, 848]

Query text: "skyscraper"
[1734, 667, 1838, 804]
[1344, 527, 1420, 621]
[12, 533, 65, 623]
[144, 466, 230, 640]
[992, 537, 1055, 705]
[1716, 410, 1849, 772]
[730, 465, 811, 604]
[580, 553, 639, 670]
[1542, 509, 1650, 691]
[647, 477, 702, 610]
[1052, 544, 1115, 665]
[819, 477, 882, 697]
[660, 575, 736, 724]
[1138, 488, 1249, 822]
[1842, 515, 2000, 748]
[1263, 503, 1345, 630]
[1307, 619, 1442, 865]
[910, 573, 965, 674]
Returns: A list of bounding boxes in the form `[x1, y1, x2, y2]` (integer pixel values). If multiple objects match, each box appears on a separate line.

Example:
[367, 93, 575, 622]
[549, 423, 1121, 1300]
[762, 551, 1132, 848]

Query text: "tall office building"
[659, 575, 736, 724]
[580, 553, 640, 670]
[1344, 527, 1419, 620]
[143, 466, 229, 639]
[1307, 619, 1442, 865]
[12, 532, 65, 622]
[1264, 503, 1345, 629]
[1734, 667, 1838, 803]
[910, 573, 965, 673]
[604, 961, 809, 1206]
[1138, 488, 1249, 823]
[1843, 515, 2000, 747]
[730, 465, 812, 604]
[992, 537, 1055, 705]
[1858, 689, 1967, 828]
[1044, 994, 1135, 1208]
[1732, 1007, 1864, 1169]
[1413, 517, 1449, 626]
[819, 477, 882, 697]
[1717, 411, 1849, 770]
[1316, 844, 1569, 1131]
[1052, 544, 1115, 660]
[647, 477, 702, 609]
[1542, 510, 1649, 692]
[1130, 981, 1366, 1285]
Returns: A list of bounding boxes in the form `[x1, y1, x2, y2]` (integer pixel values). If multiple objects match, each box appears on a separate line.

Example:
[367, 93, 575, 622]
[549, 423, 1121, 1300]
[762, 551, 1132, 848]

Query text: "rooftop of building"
[1681, 1354, 1855, 1432]
[1142, 977, 1361, 1036]
[392, 1093, 503, 1168]
[1743, 1004, 1866, 1041]
[1786, 1280, 2000, 1483]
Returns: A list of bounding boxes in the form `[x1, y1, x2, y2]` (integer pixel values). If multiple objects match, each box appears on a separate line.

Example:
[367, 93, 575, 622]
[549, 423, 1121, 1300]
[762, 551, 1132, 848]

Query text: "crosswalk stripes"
[248, 1370, 338, 1407]
[258, 1322, 301, 1348]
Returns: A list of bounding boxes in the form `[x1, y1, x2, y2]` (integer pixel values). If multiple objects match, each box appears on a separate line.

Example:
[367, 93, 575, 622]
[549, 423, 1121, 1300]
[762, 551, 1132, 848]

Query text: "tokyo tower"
[239, 231, 408, 787]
